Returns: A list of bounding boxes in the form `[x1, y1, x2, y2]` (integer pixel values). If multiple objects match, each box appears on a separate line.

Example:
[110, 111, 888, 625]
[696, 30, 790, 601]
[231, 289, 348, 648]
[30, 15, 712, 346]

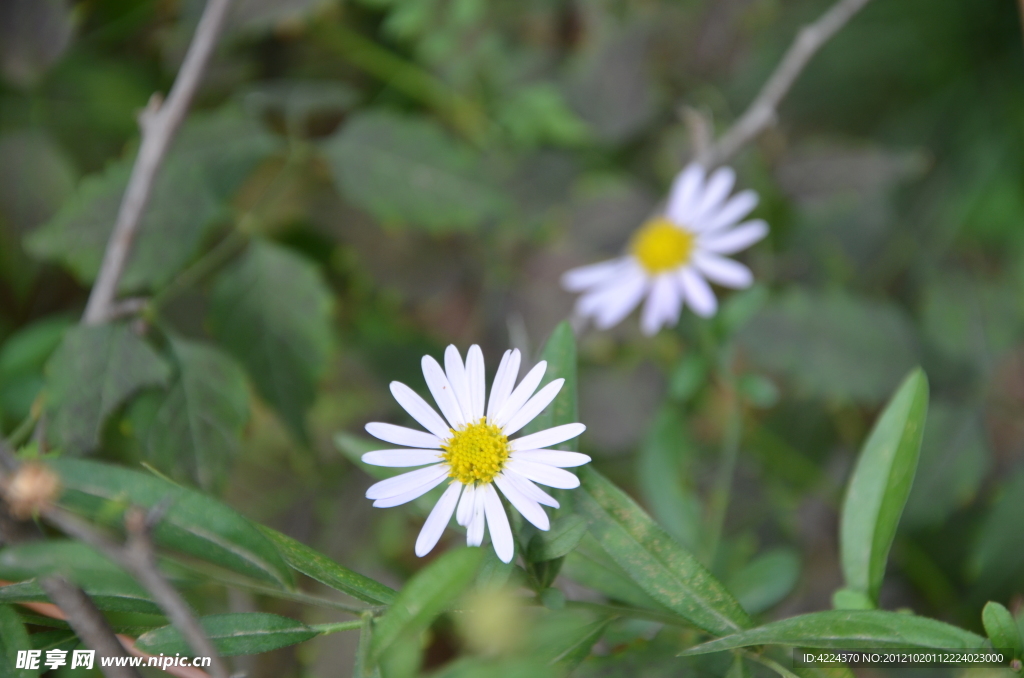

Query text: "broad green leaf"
[522, 321, 578, 442]
[982, 602, 1023, 659]
[969, 471, 1024, 592]
[370, 547, 482, 660]
[839, 368, 928, 603]
[575, 466, 751, 635]
[49, 458, 293, 588]
[0, 577, 162, 615]
[45, 324, 171, 453]
[679, 610, 985, 655]
[322, 110, 506, 232]
[736, 290, 918, 404]
[0, 603, 37, 678]
[475, 549, 514, 591]
[258, 526, 396, 605]
[533, 612, 611, 670]
[0, 131, 76, 233]
[0, 315, 72, 426]
[136, 612, 316, 656]
[637, 406, 701, 550]
[527, 514, 587, 562]
[726, 549, 800, 615]
[209, 240, 333, 439]
[142, 338, 250, 490]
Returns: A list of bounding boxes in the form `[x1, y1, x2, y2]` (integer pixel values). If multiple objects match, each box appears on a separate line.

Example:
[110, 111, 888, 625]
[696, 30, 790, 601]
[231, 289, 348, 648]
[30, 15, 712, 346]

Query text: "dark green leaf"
[575, 466, 751, 635]
[0, 316, 71, 425]
[969, 471, 1024, 592]
[323, 110, 506, 232]
[142, 338, 250, 490]
[561, 534, 667, 611]
[209, 240, 333, 439]
[982, 602, 1023, 659]
[527, 514, 587, 562]
[136, 613, 316, 656]
[726, 549, 800, 615]
[839, 368, 928, 603]
[679, 610, 985, 655]
[0, 578, 161, 615]
[29, 630, 78, 653]
[49, 458, 293, 588]
[536, 614, 611, 670]
[45, 324, 171, 453]
[0, 604, 36, 678]
[370, 547, 482, 660]
[258, 526, 396, 605]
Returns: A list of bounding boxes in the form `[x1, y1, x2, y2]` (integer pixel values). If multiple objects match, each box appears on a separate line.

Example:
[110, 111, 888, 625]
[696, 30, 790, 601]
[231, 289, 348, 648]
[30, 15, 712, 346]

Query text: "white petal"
[456, 483, 476, 527]
[366, 465, 448, 500]
[494, 474, 549, 531]
[482, 484, 515, 563]
[691, 166, 735, 222]
[501, 378, 564, 437]
[362, 449, 444, 467]
[699, 219, 768, 255]
[466, 345, 486, 421]
[509, 423, 586, 452]
[467, 487, 486, 546]
[512, 449, 591, 468]
[665, 163, 705, 225]
[422, 355, 467, 428]
[486, 349, 521, 419]
[505, 459, 580, 489]
[389, 382, 451, 440]
[493, 360, 547, 428]
[702, 190, 758, 233]
[560, 258, 632, 292]
[640, 273, 681, 336]
[575, 268, 648, 331]
[444, 345, 474, 424]
[372, 471, 448, 508]
[678, 267, 718, 317]
[415, 482, 462, 557]
[504, 472, 560, 508]
[693, 251, 753, 289]
[365, 423, 442, 449]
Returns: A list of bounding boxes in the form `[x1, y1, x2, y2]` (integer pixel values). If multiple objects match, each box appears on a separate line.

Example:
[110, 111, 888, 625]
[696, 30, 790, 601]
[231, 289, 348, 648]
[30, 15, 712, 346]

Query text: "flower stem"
[310, 620, 363, 635]
[703, 351, 742, 567]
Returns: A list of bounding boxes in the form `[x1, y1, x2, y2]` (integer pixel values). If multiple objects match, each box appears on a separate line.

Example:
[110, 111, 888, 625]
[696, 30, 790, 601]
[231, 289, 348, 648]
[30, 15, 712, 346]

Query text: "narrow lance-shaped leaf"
[982, 602, 1023, 659]
[0, 578, 162, 615]
[0, 603, 38, 678]
[839, 368, 929, 604]
[575, 466, 751, 636]
[136, 613, 316, 656]
[679, 610, 985, 656]
[371, 547, 483, 660]
[49, 458, 293, 588]
[45, 324, 171, 453]
[258, 526, 396, 605]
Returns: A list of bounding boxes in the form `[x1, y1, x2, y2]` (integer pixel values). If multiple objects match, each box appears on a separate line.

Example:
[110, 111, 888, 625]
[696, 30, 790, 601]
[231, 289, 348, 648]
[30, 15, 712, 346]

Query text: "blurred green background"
[0, 0, 1022, 675]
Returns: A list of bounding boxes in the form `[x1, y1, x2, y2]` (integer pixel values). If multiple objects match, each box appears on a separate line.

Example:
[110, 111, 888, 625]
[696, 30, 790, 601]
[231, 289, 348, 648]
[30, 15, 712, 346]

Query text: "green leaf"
[535, 614, 611, 670]
[209, 240, 333, 439]
[257, 526, 396, 605]
[522, 321, 578, 442]
[0, 578, 162, 615]
[142, 338, 250, 490]
[0, 604, 37, 678]
[136, 613, 316, 656]
[0, 315, 72, 425]
[370, 547, 482, 660]
[561, 546, 664, 611]
[0, 540, 120, 582]
[982, 602, 1023, 659]
[726, 549, 801, 616]
[839, 368, 928, 603]
[44, 324, 171, 453]
[637, 406, 701, 550]
[969, 471, 1024, 592]
[431, 657, 555, 678]
[527, 514, 587, 563]
[49, 458, 293, 588]
[736, 290, 918, 404]
[831, 588, 874, 611]
[322, 110, 506, 232]
[679, 610, 985, 655]
[575, 466, 751, 635]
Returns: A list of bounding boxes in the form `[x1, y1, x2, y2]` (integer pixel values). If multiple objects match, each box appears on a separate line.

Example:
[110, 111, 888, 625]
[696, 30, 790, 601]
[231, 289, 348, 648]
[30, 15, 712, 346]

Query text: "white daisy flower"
[362, 345, 589, 564]
[561, 163, 769, 335]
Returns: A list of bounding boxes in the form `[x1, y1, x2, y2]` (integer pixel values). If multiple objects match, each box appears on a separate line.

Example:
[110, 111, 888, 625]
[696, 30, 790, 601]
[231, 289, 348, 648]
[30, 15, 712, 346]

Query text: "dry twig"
[697, 0, 875, 168]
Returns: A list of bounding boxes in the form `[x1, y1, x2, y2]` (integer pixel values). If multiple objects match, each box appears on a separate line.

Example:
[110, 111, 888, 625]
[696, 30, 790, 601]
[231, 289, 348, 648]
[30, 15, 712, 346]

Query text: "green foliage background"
[0, 0, 1023, 676]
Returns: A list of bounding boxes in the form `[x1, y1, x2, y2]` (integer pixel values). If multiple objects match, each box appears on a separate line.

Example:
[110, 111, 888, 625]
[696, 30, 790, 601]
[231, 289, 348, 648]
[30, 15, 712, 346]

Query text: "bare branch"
[82, 0, 234, 325]
[697, 0, 875, 168]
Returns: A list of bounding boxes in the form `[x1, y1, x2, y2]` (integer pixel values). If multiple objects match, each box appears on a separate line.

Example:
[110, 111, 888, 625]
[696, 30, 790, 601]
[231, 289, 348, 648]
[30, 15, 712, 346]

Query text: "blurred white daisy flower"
[561, 163, 768, 335]
[362, 345, 589, 563]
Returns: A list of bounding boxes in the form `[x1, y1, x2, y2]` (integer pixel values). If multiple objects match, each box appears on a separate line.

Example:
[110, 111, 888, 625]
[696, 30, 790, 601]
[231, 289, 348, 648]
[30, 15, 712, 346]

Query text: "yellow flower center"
[630, 217, 695, 273]
[442, 418, 510, 485]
